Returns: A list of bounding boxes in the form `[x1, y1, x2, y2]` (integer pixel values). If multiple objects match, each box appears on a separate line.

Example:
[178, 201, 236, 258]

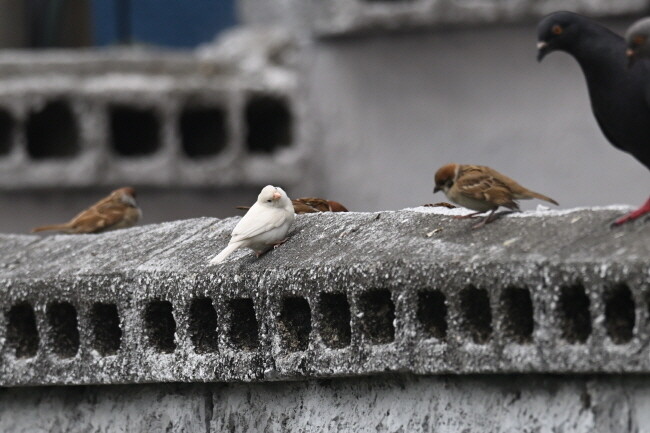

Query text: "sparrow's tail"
[209, 243, 240, 265]
[521, 190, 559, 206]
[31, 223, 69, 233]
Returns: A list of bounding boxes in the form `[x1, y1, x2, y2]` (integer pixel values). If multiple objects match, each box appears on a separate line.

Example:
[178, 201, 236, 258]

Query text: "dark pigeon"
[537, 11, 650, 225]
[626, 17, 650, 67]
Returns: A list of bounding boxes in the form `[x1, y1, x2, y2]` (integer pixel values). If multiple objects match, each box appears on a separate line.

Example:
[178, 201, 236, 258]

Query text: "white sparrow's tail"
[209, 242, 240, 265]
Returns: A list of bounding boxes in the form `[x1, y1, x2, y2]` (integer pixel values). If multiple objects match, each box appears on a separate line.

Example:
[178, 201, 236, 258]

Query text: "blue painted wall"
[91, 0, 237, 48]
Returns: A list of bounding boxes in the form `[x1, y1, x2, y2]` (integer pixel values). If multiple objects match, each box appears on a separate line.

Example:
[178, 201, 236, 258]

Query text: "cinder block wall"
[0, 208, 649, 431]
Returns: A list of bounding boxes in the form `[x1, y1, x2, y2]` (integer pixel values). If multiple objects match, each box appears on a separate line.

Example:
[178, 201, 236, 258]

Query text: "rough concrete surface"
[0, 207, 649, 387]
[2, 374, 650, 432]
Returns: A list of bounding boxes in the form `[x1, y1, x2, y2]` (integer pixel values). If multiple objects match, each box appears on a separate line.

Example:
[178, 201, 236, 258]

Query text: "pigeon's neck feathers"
[569, 21, 625, 75]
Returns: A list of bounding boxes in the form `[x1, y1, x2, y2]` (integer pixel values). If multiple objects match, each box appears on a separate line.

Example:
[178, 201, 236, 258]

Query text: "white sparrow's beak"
[272, 192, 281, 200]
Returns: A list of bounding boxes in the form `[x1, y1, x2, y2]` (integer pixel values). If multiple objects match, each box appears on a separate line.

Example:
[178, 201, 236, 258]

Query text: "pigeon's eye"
[633, 35, 647, 47]
[551, 24, 563, 35]
[267, 199, 272, 202]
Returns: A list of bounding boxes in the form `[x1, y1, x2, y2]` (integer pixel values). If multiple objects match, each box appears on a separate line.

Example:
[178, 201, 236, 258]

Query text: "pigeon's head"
[433, 163, 459, 195]
[258, 185, 291, 208]
[537, 11, 584, 62]
[625, 17, 650, 68]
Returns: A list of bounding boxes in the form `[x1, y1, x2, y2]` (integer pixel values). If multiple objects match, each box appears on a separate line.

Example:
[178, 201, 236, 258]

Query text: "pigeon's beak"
[626, 48, 638, 69]
[272, 192, 281, 200]
[433, 186, 441, 194]
[536, 41, 549, 62]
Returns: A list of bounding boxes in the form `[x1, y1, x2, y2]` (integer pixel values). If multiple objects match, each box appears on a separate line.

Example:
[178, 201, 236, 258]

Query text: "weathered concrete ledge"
[0, 206, 648, 386]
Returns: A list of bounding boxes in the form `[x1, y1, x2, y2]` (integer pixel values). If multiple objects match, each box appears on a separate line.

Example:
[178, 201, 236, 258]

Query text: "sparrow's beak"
[626, 48, 638, 69]
[536, 41, 550, 62]
[433, 186, 441, 194]
[272, 192, 281, 200]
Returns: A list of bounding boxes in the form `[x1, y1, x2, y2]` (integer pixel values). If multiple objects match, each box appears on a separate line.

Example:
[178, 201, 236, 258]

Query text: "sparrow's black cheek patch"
[179, 106, 228, 158]
[0, 108, 14, 156]
[416, 290, 448, 341]
[604, 284, 635, 344]
[277, 296, 312, 352]
[143, 300, 176, 353]
[188, 297, 219, 354]
[26, 100, 79, 159]
[5, 302, 39, 359]
[47, 301, 80, 358]
[500, 288, 534, 344]
[109, 105, 161, 156]
[558, 285, 592, 344]
[459, 287, 492, 344]
[357, 289, 395, 345]
[318, 292, 351, 349]
[227, 298, 259, 351]
[90, 303, 122, 356]
[245, 94, 293, 153]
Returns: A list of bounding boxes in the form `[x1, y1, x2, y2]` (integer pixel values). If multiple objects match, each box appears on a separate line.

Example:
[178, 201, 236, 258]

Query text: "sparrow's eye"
[551, 24, 563, 35]
[633, 34, 647, 47]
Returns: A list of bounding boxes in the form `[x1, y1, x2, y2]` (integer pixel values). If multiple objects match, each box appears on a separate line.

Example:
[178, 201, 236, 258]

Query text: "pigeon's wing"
[457, 172, 520, 211]
[68, 202, 128, 233]
[231, 205, 289, 242]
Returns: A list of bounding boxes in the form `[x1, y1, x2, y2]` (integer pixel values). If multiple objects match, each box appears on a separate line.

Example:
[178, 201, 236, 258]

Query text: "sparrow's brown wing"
[457, 172, 520, 211]
[67, 201, 129, 233]
[293, 198, 330, 213]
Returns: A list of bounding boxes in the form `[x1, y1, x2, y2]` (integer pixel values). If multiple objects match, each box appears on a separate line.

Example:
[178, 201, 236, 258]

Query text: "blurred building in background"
[0, 0, 649, 233]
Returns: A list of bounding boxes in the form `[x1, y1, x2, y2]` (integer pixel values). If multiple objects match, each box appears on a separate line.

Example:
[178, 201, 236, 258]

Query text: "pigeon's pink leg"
[612, 196, 650, 226]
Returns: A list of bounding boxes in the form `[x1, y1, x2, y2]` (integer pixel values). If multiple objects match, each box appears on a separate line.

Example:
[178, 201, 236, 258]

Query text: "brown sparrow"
[32, 187, 142, 234]
[237, 197, 349, 214]
[433, 163, 558, 228]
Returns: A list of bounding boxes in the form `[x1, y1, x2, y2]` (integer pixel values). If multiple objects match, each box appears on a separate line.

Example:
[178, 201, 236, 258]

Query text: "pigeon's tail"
[521, 190, 559, 206]
[209, 242, 240, 265]
[31, 223, 69, 233]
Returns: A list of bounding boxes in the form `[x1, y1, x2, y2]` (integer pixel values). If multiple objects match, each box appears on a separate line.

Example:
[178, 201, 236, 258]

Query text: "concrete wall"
[2, 375, 650, 433]
[304, 20, 650, 212]
[0, 208, 649, 431]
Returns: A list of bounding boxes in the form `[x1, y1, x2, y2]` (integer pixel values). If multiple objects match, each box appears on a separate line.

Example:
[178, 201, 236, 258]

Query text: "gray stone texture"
[0, 208, 649, 387]
[2, 375, 650, 432]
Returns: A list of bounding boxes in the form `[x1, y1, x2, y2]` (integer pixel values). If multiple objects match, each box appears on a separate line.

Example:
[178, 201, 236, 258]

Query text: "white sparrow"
[210, 185, 295, 264]
[433, 163, 558, 228]
[32, 187, 142, 234]
[237, 197, 348, 214]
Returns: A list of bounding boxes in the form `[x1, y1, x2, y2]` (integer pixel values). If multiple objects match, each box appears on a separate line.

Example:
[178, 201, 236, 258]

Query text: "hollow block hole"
[144, 301, 176, 353]
[604, 284, 635, 344]
[180, 106, 227, 158]
[188, 297, 219, 354]
[5, 302, 39, 358]
[460, 287, 492, 344]
[358, 290, 395, 345]
[227, 298, 259, 351]
[109, 105, 160, 156]
[501, 288, 534, 344]
[26, 100, 79, 159]
[90, 303, 121, 356]
[245, 94, 292, 153]
[0, 108, 13, 155]
[558, 285, 591, 344]
[416, 290, 447, 340]
[318, 292, 351, 349]
[278, 297, 312, 352]
[47, 302, 80, 358]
